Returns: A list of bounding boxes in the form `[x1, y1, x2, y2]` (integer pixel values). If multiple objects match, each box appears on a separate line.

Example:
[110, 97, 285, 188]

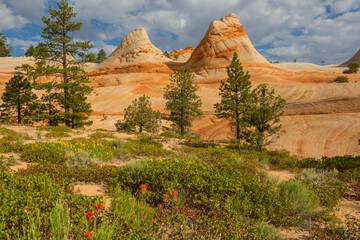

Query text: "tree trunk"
[62, 23, 69, 127]
[17, 102, 21, 123]
[180, 108, 184, 136]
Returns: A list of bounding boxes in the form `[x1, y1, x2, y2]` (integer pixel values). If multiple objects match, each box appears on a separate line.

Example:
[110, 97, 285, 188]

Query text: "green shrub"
[255, 222, 280, 240]
[334, 76, 349, 83]
[278, 179, 320, 219]
[89, 131, 115, 140]
[64, 147, 98, 169]
[45, 131, 71, 138]
[110, 185, 156, 237]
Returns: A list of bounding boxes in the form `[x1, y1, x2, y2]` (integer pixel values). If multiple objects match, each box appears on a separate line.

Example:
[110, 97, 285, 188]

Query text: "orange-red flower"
[141, 211, 145, 215]
[172, 190, 178, 198]
[140, 205, 144, 209]
[164, 194, 169, 202]
[86, 212, 93, 221]
[158, 204, 162, 208]
[140, 184, 147, 194]
[96, 203, 104, 213]
[84, 231, 92, 239]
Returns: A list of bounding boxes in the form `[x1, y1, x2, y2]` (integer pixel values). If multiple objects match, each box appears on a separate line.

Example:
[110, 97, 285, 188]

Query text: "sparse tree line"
[115, 53, 286, 151]
[0, 0, 285, 151]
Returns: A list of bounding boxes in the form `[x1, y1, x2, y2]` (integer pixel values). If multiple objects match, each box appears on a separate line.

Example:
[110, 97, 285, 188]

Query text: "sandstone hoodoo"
[339, 48, 360, 67]
[186, 13, 269, 76]
[97, 27, 169, 69]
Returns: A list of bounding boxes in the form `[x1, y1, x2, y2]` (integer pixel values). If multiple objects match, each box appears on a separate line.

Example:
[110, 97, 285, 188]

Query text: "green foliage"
[89, 131, 115, 140]
[0, 162, 102, 239]
[347, 62, 359, 73]
[214, 52, 252, 141]
[278, 179, 320, 219]
[164, 67, 202, 135]
[45, 131, 71, 138]
[242, 84, 286, 151]
[334, 76, 349, 83]
[38, 125, 72, 133]
[64, 147, 98, 168]
[110, 185, 156, 237]
[97, 49, 107, 63]
[255, 222, 280, 240]
[0, 32, 13, 57]
[0, 75, 38, 124]
[25, 44, 35, 57]
[18, 0, 93, 128]
[115, 95, 162, 133]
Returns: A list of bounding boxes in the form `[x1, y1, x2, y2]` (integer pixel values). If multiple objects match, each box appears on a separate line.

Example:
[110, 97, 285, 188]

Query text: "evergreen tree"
[96, 49, 107, 63]
[243, 84, 286, 151]
[214, 52, 252, 143]
[164, 67, 202, 135]
[348, 63, 359, 73]
[115, 95, 161, 133]
[0, 75, 37, 123]
[25, 44, 35, 57]
[18, 0, 93, 128]
[0, 33, 14, 57]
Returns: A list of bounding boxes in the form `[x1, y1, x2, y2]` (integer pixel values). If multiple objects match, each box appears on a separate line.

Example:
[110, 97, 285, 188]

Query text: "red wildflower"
[84, 232, 92, 239]
[153, 218, 157, 222]
[172, 190, 178, 198]
[149, 207, 152, 211]
[140, 184, 147, 194]
[158, 204, 162, 208]
[96, 203, 104, 213]
[86, 212, 93, 221]
[163, 194, 169, 202]
[140, 205, 144, 209]
[141, 211, 145, 215]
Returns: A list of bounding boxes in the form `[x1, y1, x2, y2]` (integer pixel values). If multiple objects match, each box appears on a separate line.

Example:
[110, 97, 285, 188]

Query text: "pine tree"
[0, 33, 14, 57]
[0, 75, 37, 123]
[115, 95, 161, 133]
[214, 52, 252, 143]
[18, 0, 93, 128]
[97, 49, 107, 63]
[164, 67, 202, 135]
[243, 84, 286, 151]
[25, 44, 35, 57]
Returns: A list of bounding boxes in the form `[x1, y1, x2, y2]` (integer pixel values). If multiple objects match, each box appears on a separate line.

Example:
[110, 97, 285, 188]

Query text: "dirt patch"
[75, 184, 111, 209]
[267, 169, 298, 182]
[333, 199, 360, 223]
[278, 227, 311, 240]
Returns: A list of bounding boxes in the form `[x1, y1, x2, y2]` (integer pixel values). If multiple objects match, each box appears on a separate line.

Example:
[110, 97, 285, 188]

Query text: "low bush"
[278, 179, 320, 219]
[255, 222, 280, 240]
[38, 125, 72, 133]
[333, 76, 349, 83]
[45, 131, 71, 138]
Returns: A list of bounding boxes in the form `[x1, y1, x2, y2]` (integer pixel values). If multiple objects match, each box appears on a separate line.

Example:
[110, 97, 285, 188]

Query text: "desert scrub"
[37, 125, 72, 133]
[89, 131, 115, 140]
[255, 222, 280, 240]
[21, 139, 117, 164]
[64, 147, 98, 168]
[45, 131, 71, 138]
[0, 161, 103, 239]
[333, 76, 349, 83]
[18, 163, 120, 186]
[114, 156, 298, 226]
[110, 185, 156, 238]
[278, 179, 320, 219]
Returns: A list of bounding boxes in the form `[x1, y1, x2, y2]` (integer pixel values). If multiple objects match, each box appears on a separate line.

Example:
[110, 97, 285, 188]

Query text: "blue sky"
[1, 0, 359, 64]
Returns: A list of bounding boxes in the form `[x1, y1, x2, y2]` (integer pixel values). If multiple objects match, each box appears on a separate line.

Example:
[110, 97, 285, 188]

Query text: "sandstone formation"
[168, 45, 195, 62]
[1, 14, 360, 159]
[185, 13, 269, 80]
[339, 48, 360, 67]
[97, 27, 168, 69]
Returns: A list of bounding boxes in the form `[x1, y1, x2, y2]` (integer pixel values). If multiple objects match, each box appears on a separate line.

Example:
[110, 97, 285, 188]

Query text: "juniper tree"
[0, 75, 37, 123]
[18, 0, 93, 128]
[164, 67, 202, 135]
[115, 95, 161, 133]
[25, 44, 35, 57]
[243, 84, 286, 151]
[214, 52, 252, 144]
[0, 33, 13, 57]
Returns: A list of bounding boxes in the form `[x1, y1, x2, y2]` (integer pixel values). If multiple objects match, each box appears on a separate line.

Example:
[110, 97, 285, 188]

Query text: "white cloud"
[0, 1, 28, 31]
[1, 0, 359, 64]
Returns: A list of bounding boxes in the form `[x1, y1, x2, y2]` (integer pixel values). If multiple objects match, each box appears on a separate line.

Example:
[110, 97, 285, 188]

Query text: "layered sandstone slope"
[186, 13, 269, 78]
[90, 27, 174, 87]
[99, 27, 168, 68]
[168, 45, 195, 62]
[339, 48, 360, 67]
